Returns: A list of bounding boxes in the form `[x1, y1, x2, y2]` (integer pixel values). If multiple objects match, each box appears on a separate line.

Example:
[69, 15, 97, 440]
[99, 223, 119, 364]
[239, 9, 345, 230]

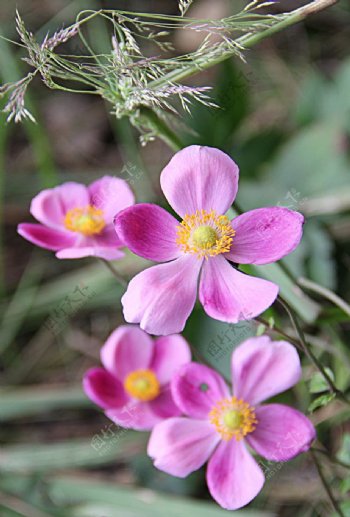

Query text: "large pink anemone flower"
[18, 176, 134, 260]
[148, 336, 316, 510]
[114, 146, 304, 335]
[83, 325, 191, 430]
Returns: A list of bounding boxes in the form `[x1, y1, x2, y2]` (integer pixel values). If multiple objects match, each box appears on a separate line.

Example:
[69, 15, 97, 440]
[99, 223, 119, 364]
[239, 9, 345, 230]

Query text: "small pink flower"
[114, 146, 304, 335]
[18, 176, 134, 260]
[148, 336, 315, 510]
[83, 325, 191, 430]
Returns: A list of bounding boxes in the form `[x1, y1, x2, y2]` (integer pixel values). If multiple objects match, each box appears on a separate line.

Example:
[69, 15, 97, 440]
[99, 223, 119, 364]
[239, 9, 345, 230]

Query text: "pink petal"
[56, 246, 124, 260]
[207, 439, 264, 510]
[247, 404, 316, 461]
[226, 207, 304, 265]
[148, 417, 219, 477]
[106, 400, 161, 431]
[171, 363, 230, 419]
[160, 146, 239, 218]
[89, 176, 135, 223]
[232, 336, 301, 405]
[83, 367, 128, 409]
[30, 182, 89, 230]
[18, 223, 76, 251]
[114, 204, 181, 262]
[100, 325, 154, 380]
[121, 256, 202, 335]
[149, 386, 182, 419]
[199, 256, 279, 323]
[94, 225, 124, 248]
[151, 335, 191, 385]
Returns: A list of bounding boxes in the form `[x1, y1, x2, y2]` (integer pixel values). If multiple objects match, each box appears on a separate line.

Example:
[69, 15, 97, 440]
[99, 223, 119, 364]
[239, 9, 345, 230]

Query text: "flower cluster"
[85, 329, 315, 510]
[18, 145, 314, 510]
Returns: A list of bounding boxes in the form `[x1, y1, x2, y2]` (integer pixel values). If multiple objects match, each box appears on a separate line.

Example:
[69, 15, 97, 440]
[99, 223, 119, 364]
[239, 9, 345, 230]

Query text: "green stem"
[139, 107, 184, 151]
[99, 259, 127, 287]
[312, 447, 350, 470]
[309, 449, 346, 517]
[298, 277, 350, 318]
[149, 0, 338, 88]
[255, 316, 302, 351]
[278, 297, 350, 404]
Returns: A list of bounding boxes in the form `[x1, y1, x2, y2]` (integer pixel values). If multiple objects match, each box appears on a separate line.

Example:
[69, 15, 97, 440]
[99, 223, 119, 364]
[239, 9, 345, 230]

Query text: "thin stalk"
[298, 277, 350, 318]
[278, 297, 350, 404]
[99, 258, 127, 287]
[149, 0, 338, 88]
[255, 317, 302, 351]
[312, 447, 350, 470]
[139, 107, 184, 151]
[309, 449, 346, 517]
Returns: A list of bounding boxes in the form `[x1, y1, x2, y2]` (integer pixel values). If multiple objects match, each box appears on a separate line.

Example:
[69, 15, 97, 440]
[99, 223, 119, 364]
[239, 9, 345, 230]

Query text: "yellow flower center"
[64, 206, 106, 236]
[176, 209, 235, 259]
[124, 369, 160, 402]
[209, 396, 258, 441]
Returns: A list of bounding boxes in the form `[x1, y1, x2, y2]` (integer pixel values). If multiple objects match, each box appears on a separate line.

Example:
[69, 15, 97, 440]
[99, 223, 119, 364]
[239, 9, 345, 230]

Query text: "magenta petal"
[247, 404, 316, 461]
[171, 363, 230, 419]
[232, 336, 301, 405]
[148, 417, 219, 477]
[121, 256, 202, 335]
[151, 335, 191, 385]
[199, 256, 279, 323]
[56, 246, 124, 260]
[149, 386, 182, 419]
[89, 176, 135, 223]
[100, 325, 154, 380]
[83, 367, 128, 409]
[18, 223, 76, 251]
[160, 146, 239, 218]
[106, 401, 161, 431]
[207, 439, 264, 510]
[30, 182, 89, 229]
[114, 204, 180, 262]
[227, 207, 304, 265]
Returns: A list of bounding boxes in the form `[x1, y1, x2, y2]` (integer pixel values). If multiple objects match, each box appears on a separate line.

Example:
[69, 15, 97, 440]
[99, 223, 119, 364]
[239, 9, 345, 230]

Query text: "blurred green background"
[0, 1, 350, 516]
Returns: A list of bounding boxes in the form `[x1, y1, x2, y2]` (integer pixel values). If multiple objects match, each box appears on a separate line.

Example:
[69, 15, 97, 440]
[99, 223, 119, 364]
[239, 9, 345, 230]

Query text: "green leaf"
[337, 433, 350, 465]
[308, 393, 336, 413]
[0, 385, 89, 420]
[0, 433, 145, 471]
[47, 476, 275, 517]
[309, 368, 335, 394]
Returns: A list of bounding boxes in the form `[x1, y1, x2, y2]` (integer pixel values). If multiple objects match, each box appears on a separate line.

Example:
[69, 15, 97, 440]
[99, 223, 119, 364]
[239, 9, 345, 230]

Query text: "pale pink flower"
[148, 336, 316, 510]
[18, 176, 134, 260]
[114, 146, 304, 335]
[83, 325, 191, 430]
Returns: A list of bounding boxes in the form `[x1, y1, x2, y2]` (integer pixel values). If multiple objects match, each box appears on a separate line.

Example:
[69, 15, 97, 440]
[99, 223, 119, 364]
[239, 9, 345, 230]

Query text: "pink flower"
[18, 176, 134, 260]
[114, 146, 304, 335]
[148, 336, 316, 510]
[83, 325, 191, 430]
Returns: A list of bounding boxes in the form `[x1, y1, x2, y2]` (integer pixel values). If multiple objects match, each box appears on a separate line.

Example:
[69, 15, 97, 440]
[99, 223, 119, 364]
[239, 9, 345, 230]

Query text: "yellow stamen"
[124, 369, 160, 402]
[209, 396, 258, 441]
[64, 206, 106, 236]
[176, 209, 235, 259]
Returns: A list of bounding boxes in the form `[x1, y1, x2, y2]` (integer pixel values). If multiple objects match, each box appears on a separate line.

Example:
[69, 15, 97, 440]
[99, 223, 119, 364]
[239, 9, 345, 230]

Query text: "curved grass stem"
[310, 448, 346, 517]
[278, 296, 350, 405]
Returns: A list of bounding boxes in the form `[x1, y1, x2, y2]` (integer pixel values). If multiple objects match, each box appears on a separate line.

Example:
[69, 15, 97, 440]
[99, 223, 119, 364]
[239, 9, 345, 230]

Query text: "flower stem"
[255, 316, 302, 351]
[278, 296, 350, 405]
[312, 446, 350, 470]
[99, 258, 127, 287]
[309, 448, 346, 517]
